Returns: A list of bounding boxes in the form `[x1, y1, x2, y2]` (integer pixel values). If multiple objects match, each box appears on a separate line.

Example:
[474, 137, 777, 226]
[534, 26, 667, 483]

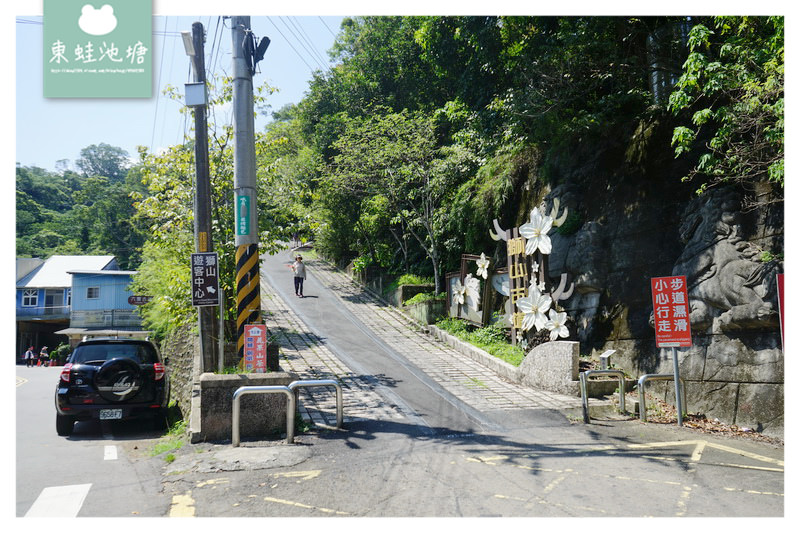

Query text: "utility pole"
[185, 21, 219, 372]
[231, 16, 261, 363]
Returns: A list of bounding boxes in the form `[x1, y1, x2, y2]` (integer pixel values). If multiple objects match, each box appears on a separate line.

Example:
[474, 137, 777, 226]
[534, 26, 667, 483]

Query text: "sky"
[15, 11, 345, 171]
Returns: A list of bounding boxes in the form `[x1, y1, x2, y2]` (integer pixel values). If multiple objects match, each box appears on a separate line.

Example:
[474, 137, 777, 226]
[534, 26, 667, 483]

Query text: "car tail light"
[60, 363, 72, 383]
[153, 362, 165, 381]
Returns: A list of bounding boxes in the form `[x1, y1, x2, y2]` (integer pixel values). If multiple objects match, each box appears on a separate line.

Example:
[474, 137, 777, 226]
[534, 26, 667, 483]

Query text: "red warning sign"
[651, 275, 692, 348]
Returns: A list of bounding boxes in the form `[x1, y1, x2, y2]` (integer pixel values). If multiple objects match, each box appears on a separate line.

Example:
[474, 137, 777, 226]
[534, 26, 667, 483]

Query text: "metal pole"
[672, 347, 684, 426]
[231, 16, 261, 365]
[190, 21, 219, 373]
[218, 288, 225, 374]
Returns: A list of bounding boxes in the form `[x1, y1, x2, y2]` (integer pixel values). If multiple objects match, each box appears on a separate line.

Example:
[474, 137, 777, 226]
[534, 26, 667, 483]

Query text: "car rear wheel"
[56, 414, 74, 436]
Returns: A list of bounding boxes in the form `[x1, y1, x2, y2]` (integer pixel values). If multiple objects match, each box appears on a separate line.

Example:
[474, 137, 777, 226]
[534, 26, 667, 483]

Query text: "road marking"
[16, 377, 28, 387]
[273, 470, 322, 482]
[264, 496, 349, 515]
[169, 492, 195, 517]
[103, 445, 117, 461]
[25, 484, 92, 517]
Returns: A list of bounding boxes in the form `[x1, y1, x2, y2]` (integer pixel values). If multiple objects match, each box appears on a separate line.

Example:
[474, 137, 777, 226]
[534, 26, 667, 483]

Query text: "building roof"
[17, 255, 117, 289]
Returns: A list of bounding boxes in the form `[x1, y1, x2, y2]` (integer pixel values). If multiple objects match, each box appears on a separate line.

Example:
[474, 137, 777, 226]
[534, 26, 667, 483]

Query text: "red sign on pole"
[651, 275, 692, 348]
[243, 324, 267, 373]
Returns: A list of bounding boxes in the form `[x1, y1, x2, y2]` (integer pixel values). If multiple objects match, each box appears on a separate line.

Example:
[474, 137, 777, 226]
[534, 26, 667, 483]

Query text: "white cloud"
[78, 4, 118, 36]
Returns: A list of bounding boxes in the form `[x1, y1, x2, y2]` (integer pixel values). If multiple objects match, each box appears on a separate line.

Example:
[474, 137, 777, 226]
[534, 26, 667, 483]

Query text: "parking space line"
[25, 483, 92, 517]
[104, 445, 117, 461]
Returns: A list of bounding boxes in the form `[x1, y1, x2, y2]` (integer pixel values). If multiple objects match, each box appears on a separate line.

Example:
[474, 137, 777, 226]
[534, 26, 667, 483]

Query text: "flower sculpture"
[514, 285, 553, 332]
[519, 207, 553, 255]
[544, 309, 569, 341]
[475, 253, 490, 280]
[452, 279, 467, 306]
[464, 274, 481, 311]
[452, 274, 481, 312]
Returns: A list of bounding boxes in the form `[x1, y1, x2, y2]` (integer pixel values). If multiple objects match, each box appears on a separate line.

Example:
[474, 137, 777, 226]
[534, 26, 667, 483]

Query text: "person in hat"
[39, 346, 49, 367]
[291, 255, 307, 297]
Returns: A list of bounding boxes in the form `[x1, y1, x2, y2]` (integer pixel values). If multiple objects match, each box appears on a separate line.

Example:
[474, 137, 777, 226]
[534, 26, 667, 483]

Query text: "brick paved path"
[260, 256, 587, 428]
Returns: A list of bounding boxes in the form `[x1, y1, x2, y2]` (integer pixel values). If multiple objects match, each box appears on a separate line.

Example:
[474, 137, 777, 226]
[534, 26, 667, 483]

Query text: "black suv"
[55, 337, 170, 436]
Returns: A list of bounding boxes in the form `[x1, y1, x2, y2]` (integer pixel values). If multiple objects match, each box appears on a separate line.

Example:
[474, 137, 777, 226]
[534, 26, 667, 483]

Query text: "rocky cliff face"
[522, 115, 784, 436]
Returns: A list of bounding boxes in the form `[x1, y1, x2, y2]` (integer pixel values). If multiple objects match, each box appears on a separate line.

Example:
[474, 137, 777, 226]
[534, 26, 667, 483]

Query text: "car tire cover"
[95, 358, 143, 402]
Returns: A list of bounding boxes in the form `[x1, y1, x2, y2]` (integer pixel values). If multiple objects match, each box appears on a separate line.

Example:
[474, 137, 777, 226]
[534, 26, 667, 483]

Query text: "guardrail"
[288, 379, 343, 430]
[579, 369, 626, 424]
[232, 385, 295, 446]
[637, 374, 687, 423]
[232, 379, 344, 447]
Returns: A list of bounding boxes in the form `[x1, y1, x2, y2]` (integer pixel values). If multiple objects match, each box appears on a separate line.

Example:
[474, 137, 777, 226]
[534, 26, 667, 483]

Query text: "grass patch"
[435, 317, 525, 367]
[151, 417, 186, 460]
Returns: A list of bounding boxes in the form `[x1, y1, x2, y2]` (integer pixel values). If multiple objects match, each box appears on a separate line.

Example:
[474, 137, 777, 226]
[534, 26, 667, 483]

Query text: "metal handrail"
[288, 379, 343, 429]
[232, 385, 295, 446]
[637, 374, 687, 422]
[580, 369, 626, 423]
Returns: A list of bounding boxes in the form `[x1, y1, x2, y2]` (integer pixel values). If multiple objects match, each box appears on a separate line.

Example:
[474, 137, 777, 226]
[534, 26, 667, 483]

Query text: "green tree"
[76, 143, 131, 182]
[669, 16, 784, 201]
[325, 109, 466, 293]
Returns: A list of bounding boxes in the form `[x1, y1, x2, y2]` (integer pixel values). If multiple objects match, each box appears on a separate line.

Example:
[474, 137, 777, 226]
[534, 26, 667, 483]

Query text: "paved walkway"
[261, 255, 589, 428]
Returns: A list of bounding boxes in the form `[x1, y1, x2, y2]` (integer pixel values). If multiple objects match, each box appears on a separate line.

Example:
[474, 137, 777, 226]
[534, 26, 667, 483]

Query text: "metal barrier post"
[637, 374, 688, 423]
[288, 379, 343, 429]
[580, 369, 626, 423]
[232, 385, 295, 446]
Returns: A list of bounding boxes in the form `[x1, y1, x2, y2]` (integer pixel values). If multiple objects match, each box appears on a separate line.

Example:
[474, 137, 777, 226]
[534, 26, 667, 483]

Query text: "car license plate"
[100, 409, 123, 420]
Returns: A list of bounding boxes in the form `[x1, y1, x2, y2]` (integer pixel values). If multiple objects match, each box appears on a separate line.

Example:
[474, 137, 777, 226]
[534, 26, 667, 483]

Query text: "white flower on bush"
[544, 309, 569, 341]
[475, 252, 490, 279]
[515, 286, 552, 332]
[519, 207, 553, 256]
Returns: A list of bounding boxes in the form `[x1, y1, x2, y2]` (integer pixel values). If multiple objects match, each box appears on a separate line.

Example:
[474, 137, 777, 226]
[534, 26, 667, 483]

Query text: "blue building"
[15, 255, 147, 359]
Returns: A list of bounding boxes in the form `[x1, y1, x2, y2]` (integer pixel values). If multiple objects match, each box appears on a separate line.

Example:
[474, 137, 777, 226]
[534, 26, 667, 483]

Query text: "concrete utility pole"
[186, 21, 219, 372]
[231, 16, 261, 363]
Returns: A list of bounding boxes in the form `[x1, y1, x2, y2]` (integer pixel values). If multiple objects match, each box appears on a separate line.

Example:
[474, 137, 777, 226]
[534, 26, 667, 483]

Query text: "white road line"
[25, 484, 92, 517]
[104, 445, 118, 461]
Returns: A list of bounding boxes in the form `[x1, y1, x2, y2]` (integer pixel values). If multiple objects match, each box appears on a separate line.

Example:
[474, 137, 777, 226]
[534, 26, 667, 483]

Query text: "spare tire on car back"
[94, 358, 143, 402]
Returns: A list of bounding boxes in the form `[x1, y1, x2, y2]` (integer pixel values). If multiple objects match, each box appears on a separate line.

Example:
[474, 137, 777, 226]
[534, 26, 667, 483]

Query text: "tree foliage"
[669, 16, 784, 199]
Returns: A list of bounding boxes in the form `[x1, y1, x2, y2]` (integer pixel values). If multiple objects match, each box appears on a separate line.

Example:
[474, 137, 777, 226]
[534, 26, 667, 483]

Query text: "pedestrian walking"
[291, 255, 307, 297]
[24, 346, 35, 367]
[39, 346, 49, 367]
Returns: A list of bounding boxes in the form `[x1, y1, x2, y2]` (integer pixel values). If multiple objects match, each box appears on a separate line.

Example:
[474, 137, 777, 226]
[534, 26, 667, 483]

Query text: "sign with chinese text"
[191, 252, 220, 307]
[236, 195, 250, 236]
[128, 295, 151, 305]
[43, 0, 152, 97]
[243, 324, 267, 373]
[651, 275, 692, 347]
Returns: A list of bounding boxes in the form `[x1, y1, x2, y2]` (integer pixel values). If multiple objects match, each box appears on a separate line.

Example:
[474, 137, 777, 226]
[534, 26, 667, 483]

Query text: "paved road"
[16, 365, 171, 517]
[158, 250, 784, 517]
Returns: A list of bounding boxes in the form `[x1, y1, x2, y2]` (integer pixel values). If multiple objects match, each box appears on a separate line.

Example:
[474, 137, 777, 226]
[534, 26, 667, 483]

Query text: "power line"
[279, 16, 327, 72]
[287, 16, 330, 69]
[265, 16, 315, 73]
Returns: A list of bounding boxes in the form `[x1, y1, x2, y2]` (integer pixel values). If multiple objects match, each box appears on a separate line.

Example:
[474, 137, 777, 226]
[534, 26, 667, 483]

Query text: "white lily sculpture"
[544, 309, 570, 341]
[452, 279, 467, 306]
[514, 285, 553, 332]
[463, 274, 481, 312]
[519, 207, 554, 256]
[452, 274, 481, 312]
[475, 253, 490, 280]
